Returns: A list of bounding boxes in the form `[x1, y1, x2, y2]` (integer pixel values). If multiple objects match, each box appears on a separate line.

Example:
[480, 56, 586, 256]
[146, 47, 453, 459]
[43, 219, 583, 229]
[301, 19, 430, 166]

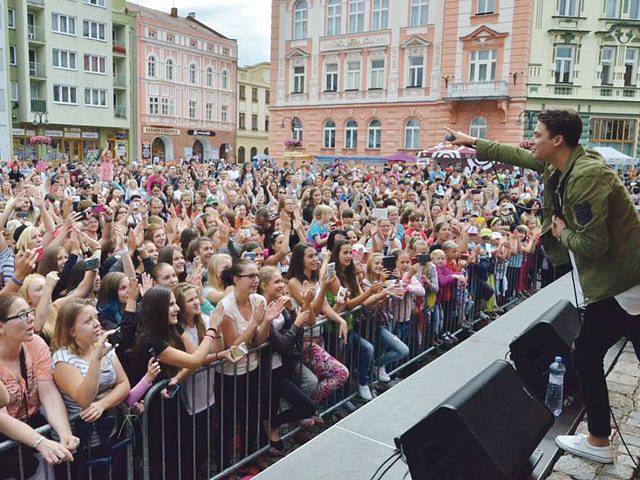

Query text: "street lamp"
[33, 112, 49, 161]
[279, 116, 297, 138]
[516, 110, 536, 130]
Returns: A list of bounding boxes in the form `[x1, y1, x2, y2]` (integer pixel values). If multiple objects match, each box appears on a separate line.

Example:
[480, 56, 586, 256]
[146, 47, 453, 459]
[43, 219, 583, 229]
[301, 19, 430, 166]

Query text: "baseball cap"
[480, 228, 492, 238]
[468, 226, 479, 235]
[491, 232, 503, 240]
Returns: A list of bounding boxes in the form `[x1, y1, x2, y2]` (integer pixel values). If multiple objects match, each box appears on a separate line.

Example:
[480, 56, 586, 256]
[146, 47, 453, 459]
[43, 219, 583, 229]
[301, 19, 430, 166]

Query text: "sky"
[132, 0, 272, 66]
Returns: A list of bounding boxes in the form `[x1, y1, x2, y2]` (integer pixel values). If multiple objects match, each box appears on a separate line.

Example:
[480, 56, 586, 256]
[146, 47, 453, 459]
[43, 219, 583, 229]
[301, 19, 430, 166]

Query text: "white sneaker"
[358, 385, 373, 402]
[555, 434, 614, 464]
[378, 366, 391, 383]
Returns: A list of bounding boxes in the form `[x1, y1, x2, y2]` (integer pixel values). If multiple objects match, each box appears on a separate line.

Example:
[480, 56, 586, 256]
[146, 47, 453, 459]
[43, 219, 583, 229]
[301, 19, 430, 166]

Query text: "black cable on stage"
[375, 454, 403, 480]
[610, 405, 640, 470]
[370, 450, 400, 480]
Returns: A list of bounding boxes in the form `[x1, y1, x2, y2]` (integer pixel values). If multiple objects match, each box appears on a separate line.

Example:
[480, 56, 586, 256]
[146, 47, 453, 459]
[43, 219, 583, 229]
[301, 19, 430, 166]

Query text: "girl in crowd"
[157, 245, 187, 283]
[204, 253, 233, 305]
[51, 299, 130, 479]
[258, 266, 316, 451]
[287, 244, 349, 406]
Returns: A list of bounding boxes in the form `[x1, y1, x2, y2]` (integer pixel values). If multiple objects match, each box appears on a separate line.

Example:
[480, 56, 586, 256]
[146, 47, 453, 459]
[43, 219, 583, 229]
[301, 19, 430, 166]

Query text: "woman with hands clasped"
[0, 293, 79, 477]
[51, 299, 130, 479]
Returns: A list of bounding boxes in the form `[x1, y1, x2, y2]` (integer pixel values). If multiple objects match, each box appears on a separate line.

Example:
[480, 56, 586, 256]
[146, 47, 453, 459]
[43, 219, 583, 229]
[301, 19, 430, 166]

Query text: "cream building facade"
[237, 61, 270, 163]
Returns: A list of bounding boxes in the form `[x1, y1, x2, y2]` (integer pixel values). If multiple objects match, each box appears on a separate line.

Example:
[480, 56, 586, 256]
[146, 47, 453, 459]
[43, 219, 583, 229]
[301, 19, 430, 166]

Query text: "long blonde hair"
[365, 253, 384, 284]
[15, 226, 38, 252]
[18, 273, 44, 307]
[207, 253, 232, 292]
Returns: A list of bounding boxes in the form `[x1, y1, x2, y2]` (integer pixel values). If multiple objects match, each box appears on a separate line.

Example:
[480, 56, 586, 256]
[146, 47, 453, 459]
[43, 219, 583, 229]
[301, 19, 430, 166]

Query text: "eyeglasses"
[3, 309, 35, 323]
[236, 273, 259, 280]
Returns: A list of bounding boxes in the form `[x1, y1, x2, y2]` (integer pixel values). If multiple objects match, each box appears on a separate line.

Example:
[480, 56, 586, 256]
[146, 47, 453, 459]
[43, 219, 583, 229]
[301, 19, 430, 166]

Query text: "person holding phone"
[51, 299, 130, 479]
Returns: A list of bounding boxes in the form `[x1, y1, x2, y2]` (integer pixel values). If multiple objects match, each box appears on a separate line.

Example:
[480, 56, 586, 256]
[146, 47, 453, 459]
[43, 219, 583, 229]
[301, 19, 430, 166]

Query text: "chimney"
[187, 11, 196, 19]
[170, 7, 178, 17]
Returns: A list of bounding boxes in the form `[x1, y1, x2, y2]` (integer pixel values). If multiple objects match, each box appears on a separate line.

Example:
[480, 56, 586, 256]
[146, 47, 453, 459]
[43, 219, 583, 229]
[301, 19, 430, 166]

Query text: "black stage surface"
[255, 274, 627, 479]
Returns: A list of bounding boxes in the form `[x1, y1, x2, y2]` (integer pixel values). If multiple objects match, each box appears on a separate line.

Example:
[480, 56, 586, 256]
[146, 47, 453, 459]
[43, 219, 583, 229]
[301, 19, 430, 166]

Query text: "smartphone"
[243, 252, 256, 262]
[325, 262, 336, 279]
[268, 212, 280, 221]
[230, 342, 249, 361]
[92, 204, 106, 214]
[471, 189, 482, 195]
[148, 347, 159, 362]
[165, 383, 180, 399]
[372, 208, 388, 220]
[108, 327, 121, 343]
[85, 256, 101, 271]
[382, 255, 397, 273]
[417, 253, 430, 265]
[16, 211, 28, 219]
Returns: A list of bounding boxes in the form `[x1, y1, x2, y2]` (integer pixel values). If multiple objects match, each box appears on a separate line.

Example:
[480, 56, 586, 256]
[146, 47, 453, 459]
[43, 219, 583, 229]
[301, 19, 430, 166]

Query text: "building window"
[239, 113, 246, 129]
[410, 0, 428, 26]
[252, 87, 258, 102]
[148, 96, 159, 114]
[405, 119, 420, 149]
[147, 56, 157, 77]
[11, 82, 18, 102]
[470, 49, 497, 82]
[53, 85, 78, 104]
[221, 105, 228, 122]
[52, 13, 76, 35]
[83, 20, 106, 40]
[408, 56, 424, 87]
[238, 147, 246, 162]
[368, 120, 381, 149]
[265, 116, 269, 131]
[604, 0, 619, 18]
[266, 90, 270, 104]
[189, 63, 198, 84]
[8, 9, 15, 29]
[206, 67, 214, 87]
[148, 30, 157, 39]
[554, 45, 574, 84]
[323, 120, 336, 148]
[292, 117, 303, 141]
[557, 0, 577, 17]
[221, 70, 229, 89]
[294, 0, 308, 40]
[327, 0, 342, 35]
[625, 48, 639, 86]
[349, 0, 365, 33]
[631, 0, 640, 19]
[165, 59, 174, 80]
[470, 117, 488, 138]
[189, 100, 196, 119]
[372, 0, 389, 30]
[206, 103, 213, 120]
[590, 117, 636, 155]
[167, 34, 174, 43]
[600, 47, 616, 86]
[161, 98, 169, 115]
[252, 114, 258, 130]
[293, 66, 305, 93]
[84, 88, 107, 107]
[84, 0, 105, 6]
[370, 59, 385, 89]
[477, 0, 495, 14]
[84, 54, 106, 74]
[325, 63, 338, 92]
[347, 60, 361, 90]
[239, 85, 246, 99]
[9, 46, 17, 66]
[345, 120, 358, 149]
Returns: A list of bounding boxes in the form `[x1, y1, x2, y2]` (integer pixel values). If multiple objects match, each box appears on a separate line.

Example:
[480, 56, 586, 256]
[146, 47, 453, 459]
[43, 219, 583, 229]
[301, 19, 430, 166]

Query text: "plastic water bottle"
[545, 356, 566, 417]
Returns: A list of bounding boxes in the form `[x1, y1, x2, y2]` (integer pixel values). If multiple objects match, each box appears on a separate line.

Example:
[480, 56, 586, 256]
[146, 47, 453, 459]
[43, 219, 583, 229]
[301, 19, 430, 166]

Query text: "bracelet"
[11, 276, 23, 287]
[32, 436, 45, 449]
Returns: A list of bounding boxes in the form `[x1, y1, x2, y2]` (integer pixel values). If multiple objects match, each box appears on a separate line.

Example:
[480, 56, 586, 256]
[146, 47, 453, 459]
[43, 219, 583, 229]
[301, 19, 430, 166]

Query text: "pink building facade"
[128, 4, 237, 162]
[269, 0, 533, 161]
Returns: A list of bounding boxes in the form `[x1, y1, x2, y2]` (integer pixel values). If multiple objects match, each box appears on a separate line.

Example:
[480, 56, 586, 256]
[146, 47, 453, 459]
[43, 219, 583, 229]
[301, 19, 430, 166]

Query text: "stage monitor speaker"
[509, 299, 581, 400]
[396, 360, 553, 480]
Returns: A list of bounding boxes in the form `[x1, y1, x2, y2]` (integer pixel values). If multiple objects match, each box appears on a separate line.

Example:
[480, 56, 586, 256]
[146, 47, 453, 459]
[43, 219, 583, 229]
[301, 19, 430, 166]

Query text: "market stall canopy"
[592, 146, 636, 168]
[252, 154, 271, 161]
[385, 151, 417, 163]
[418, 142, 495, 170]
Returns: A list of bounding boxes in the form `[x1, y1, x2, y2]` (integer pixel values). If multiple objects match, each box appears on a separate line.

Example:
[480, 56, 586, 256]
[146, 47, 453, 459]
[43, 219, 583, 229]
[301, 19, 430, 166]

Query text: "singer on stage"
[445, 109, 640, 464]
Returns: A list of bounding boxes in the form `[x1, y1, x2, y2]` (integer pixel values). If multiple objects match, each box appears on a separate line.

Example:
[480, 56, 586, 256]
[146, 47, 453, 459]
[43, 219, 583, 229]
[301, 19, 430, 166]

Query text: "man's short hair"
[537, 109, 582, 148]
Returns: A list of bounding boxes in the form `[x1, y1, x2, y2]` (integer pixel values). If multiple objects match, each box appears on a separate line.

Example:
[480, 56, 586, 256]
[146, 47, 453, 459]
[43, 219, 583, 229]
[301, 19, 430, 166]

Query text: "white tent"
[592, 146, 636, 168]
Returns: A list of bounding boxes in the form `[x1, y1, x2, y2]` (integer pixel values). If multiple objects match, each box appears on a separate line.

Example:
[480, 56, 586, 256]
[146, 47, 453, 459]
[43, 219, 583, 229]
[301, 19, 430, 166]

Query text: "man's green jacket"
[476, 139, 640, 304]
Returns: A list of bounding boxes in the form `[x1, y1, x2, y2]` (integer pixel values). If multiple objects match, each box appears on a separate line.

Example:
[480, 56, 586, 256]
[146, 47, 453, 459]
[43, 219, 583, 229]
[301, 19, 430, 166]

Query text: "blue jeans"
[348, 330, 374, 386]
[394, 320, 415, 349]
[377, 326, 410, 368]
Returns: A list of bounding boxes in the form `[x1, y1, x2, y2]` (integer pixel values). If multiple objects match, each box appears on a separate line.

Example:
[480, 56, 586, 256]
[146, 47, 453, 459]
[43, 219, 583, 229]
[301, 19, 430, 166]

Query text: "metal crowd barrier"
[2, 254, 545, 480]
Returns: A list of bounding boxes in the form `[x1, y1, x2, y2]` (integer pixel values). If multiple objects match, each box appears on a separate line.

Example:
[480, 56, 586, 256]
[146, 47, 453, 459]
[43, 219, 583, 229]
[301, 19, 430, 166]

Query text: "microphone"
[444, 133, 456, 142]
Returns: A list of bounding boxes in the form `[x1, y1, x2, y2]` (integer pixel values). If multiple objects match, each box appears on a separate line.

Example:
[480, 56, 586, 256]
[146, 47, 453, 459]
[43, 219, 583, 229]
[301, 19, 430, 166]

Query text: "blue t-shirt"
[307, 221, 328, 250]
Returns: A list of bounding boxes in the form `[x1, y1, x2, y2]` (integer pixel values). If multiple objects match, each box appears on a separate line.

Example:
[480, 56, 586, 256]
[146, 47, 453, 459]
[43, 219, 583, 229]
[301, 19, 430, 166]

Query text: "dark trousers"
[573, 296, 640, 438]
[270, 366, 316, 429]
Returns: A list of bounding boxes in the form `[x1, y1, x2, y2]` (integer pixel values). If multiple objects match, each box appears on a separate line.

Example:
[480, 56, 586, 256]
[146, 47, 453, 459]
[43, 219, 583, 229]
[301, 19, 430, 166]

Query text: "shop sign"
[142, 126, 179, 136]
[64, 131, 82, 139]
[82, 132, 99, 139]
[142, 142, 151, 159]
[26, 130, 36, 136]
[12, 128, 25, 136]
[45, 130, 63, 138]
[116, 142, 127, 157]
[187, 129, 216, 137]
[211, 147, 220, 160]
[115, 132, 127, 140]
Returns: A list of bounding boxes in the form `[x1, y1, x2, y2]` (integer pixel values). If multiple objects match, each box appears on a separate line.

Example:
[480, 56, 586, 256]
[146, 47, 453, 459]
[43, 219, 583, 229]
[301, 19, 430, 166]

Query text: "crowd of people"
[0, 142, 638, 478]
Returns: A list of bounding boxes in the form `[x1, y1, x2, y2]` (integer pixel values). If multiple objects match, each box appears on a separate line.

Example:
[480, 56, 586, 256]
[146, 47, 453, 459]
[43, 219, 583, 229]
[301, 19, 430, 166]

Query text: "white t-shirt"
[271, 313, 284, 370]
[181, 314, 216, 415]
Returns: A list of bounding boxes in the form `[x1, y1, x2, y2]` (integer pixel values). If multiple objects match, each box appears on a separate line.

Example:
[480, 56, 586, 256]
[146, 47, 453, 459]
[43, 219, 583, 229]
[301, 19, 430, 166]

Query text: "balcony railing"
[26, 0, 44, 6]
[29, 62, 45, 78]
[30, 99, 46, 112]
[113, 40, 126, 55]
[113, 74, 126, 88]
[593, 85, 638, 99]
[27, 25, 45, 42]
[446, 80, 509, 100]
[114, 105, 127, 118]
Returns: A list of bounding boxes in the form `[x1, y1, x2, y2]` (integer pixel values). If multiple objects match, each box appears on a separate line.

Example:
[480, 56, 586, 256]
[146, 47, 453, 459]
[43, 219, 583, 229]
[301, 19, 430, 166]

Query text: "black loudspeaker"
[509, 300, 581, 400]
[396, 360, 553, 480]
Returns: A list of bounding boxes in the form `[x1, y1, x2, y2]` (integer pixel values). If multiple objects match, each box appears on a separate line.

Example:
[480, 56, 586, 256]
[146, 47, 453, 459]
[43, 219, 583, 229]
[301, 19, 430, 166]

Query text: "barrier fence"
[0, 251, 544, 480]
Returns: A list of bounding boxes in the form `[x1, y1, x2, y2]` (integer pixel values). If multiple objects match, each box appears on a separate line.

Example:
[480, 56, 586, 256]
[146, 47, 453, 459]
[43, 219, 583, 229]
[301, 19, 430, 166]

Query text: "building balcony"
[26, 0, 44, 7]
[446, 80, 509, 100]
[547, 15, 589, 33]
[30, 99, 46, 112]
[27, 25, 45, 43]
[29, 62, 45, 79]
[547, 84, 578, 96]
[114, 105, 127, 119]
[113, 74, 126, 89]
[593, 85, 638, 99]
[113, 40, 126, 56]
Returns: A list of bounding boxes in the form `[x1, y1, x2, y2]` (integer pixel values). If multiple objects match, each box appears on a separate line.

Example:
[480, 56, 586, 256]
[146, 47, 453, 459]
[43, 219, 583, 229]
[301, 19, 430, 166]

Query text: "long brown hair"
[51, 299, 94, 354]
[173, 283, 205, 342]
